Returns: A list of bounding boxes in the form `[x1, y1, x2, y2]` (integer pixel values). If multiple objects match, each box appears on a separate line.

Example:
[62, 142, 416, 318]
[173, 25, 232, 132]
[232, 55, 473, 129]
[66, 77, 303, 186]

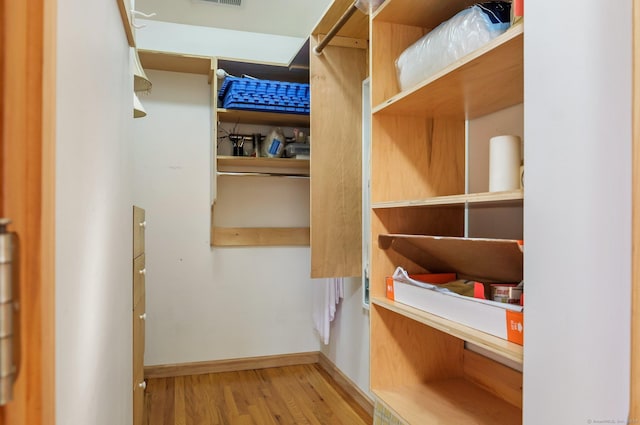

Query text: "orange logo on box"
[506, 311, 524, 345]
[385, 277, 395, 301]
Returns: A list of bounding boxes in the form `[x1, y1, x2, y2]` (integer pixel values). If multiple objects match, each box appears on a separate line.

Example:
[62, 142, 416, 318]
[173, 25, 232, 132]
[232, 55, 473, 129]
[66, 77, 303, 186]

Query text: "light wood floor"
[145, 363, 373, 425]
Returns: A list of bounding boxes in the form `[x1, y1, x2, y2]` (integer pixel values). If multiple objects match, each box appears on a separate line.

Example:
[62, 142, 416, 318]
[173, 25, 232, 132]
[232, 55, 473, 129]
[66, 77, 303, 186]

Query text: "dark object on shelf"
[218, 76, 310, 115]
[478, 1, 511, 24]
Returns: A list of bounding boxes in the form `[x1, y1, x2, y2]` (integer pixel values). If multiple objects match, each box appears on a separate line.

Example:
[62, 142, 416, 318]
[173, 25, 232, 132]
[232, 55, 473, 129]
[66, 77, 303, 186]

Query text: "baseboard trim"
[144, 351, 320, 379]
[317, 352, 375, 417]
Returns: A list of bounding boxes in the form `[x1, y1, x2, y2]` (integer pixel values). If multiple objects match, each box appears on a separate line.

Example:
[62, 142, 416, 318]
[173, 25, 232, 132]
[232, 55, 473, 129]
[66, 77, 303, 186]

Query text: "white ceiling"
[134, 0, 332, 38]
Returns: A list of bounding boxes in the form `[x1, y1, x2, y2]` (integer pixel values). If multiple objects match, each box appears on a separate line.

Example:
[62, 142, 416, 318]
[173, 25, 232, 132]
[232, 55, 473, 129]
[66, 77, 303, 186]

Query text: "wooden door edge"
[41, 0, 57, 422]
[632, 0, 639, 420]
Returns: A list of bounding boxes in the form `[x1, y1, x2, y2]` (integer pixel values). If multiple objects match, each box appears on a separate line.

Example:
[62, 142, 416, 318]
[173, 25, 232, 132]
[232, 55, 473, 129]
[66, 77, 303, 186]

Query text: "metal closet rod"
[313, 1, 360, 56]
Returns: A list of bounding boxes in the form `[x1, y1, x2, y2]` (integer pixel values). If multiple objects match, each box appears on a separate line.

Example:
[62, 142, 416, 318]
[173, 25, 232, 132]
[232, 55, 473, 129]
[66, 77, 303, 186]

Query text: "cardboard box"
[511, 0, 523, 25]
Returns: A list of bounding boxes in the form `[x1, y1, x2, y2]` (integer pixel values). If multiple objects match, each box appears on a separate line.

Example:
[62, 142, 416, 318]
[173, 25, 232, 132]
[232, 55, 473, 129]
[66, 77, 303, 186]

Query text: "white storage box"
[380, 234, 524, 345]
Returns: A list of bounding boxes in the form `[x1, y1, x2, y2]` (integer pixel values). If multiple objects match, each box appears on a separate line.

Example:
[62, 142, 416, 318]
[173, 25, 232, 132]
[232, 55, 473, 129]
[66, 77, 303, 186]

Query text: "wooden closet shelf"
[211, 226, 310, 247]
[373, 380, 521, 425]
[371, 297, 523, 364]
[372, 0, 478, 29]
[138, 50, 214, 79]
[217, 108, 310, 127]
[372, 190, 523, 209]
[217, 156, 310, 176]
[372, 24, 523, 120]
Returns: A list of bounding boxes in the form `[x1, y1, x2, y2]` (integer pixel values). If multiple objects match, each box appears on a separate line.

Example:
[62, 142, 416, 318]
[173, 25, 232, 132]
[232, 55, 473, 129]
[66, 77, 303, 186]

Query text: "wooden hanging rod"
[313, 1, 361, 55]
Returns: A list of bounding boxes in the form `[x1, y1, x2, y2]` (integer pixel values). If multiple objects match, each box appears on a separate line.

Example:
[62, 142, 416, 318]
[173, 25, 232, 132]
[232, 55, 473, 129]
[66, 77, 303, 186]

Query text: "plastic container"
[262, 128, 286, 158]
[491, 284, 522, 304]
[284, 142, 310, 158]
[218, 76, 310, 114]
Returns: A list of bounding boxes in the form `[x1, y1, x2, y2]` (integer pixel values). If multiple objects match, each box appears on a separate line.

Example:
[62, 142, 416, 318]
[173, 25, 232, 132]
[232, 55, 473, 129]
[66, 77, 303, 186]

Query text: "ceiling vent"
[201, 0, 242, 6]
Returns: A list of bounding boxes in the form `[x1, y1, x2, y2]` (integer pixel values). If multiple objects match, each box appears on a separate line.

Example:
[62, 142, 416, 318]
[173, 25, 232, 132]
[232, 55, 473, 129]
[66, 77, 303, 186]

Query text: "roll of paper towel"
[489, 135, 522, 192]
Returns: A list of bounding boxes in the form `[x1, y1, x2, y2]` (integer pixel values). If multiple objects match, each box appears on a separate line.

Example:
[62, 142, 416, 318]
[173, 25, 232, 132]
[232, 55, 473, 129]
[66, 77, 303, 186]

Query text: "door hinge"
[0, 219, 16, 405]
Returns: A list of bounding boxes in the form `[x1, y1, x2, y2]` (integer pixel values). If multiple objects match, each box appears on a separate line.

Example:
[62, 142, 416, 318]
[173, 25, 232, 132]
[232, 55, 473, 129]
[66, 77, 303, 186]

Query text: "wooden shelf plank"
[211, 227, 310, 247]
[372, 24, 523, 119]
[216, 59, 310, 84]
[372, 190, 523, 209]
[371, 297, 523, 364]
[373, 379, 521, 425]
[217, 156, 310, 176]
[138, 50, 213, 77]
[217, 108, 310, 127]
[372, 0, 477, 29]
[218, 156, 309, 169]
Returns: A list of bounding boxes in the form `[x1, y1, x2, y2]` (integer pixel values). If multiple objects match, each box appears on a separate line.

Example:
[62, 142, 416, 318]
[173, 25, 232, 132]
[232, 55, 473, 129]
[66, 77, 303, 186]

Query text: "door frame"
[0, 0, 56, 424]
[633, 0, 639, 420]
[0, 0, 638, 423]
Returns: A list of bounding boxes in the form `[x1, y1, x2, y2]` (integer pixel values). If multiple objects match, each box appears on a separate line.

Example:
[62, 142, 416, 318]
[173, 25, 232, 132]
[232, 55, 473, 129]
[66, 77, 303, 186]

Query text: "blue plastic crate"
[218, 76, 310, 115]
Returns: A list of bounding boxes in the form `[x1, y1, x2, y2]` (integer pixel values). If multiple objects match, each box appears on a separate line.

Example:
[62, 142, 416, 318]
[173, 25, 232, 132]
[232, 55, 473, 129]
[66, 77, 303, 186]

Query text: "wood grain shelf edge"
[117, 0, 135, 47]
[211, 226, 310, 247]
[217, 108, 310, 127]
[371, 297, 523, 364]
[372, 24, 524, 119]
[372, 380, 521, 425]
[217, 156, 309, 169]
[371, 190, 524, 208]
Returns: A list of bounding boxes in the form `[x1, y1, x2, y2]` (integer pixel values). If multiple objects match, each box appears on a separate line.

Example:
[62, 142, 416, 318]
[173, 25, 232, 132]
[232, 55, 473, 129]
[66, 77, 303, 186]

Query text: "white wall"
[321, 277, 371, 398]
[322, 78, 371, 400]
[135, 0, 331, 39]
[467, 103, 524, 240]
[56, 1, 134, 424]
[133, 70, 319, 365]
[524, 1, 631, 424]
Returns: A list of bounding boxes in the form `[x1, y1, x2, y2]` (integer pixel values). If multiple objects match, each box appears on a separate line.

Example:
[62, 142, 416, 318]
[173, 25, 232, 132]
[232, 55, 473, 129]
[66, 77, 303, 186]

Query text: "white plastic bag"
[395, 3, 510, 92]
[262, 127, 286, 158]
[355, 0, 384, 14]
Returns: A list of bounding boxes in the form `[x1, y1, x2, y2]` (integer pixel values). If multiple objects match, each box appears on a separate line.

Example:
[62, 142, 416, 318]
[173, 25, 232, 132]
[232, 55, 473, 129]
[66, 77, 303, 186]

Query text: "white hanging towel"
[313, 277, 344, 345]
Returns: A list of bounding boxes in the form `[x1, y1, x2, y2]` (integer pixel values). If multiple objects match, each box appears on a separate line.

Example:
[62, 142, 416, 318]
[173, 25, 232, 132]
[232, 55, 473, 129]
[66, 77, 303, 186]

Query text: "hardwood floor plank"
[198, 373, 221, 425]
[261, 367, 314, 425]
[236, 369, 274, 424]
[174, 376, 187, 425]
[234, 414, 255, 425]
[254, 369, 298, 424]
[303, 364, 372, 424]
[224, 385, 240, 417]
[147, 377, 175, 425]
[184, 375, 209, 425]
[206, 369, 227, 424]
[231, 370, 257, 416]
[269, 366, 325, 425]
[291, 365, 340, 424]
[248, 398, 279, 425]
[146, 364, 372, 425]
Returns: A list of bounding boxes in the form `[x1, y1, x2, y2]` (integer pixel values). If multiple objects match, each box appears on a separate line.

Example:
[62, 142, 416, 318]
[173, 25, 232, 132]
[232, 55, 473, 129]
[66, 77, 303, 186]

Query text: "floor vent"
[201, 0, 242, 6]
